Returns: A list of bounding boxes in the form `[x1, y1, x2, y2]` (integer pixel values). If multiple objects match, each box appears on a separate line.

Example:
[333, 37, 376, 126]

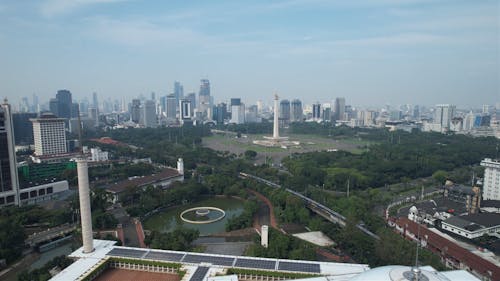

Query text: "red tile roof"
[396, 217, 500, 280]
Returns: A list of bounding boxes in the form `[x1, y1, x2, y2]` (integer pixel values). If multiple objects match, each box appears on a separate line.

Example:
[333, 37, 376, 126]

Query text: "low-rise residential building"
[441, 213, 500, 239]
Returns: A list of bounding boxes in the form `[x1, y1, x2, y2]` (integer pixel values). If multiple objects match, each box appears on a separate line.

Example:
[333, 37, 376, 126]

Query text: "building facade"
[31, 113, 67, 156]
[481, 158, 500, 200]
[290, 99, 303, 122]
[0, 101, 20, 206]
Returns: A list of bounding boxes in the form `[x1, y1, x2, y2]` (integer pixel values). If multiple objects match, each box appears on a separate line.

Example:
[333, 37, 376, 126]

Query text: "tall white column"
[273, 94, 279, 139]
[261, 225, 269, 248]
[77, 158, 94, 253]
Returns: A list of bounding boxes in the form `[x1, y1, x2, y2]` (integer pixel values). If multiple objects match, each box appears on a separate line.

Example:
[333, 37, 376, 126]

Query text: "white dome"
[409, 206, 418, 214]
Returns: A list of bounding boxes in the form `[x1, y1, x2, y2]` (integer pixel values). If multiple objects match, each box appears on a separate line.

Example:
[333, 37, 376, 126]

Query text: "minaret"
[273, 94, 279, 139]
[177, 158, 184, 175]
[77, 158, 94, 253]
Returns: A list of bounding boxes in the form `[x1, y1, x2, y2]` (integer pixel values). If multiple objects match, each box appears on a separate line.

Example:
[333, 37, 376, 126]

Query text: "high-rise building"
[31, 113, 67, 156]
[166, 94, 177, 120]
[279, 99, 291, 126]
[140, 100, 157, 128]
[174, 81, 184, 105]
[186, 93, 196, 115]
[179, 99, 193, 125]
[230, 98, 245, 124]
[55, 90, 72, 119]
[463, 111, 475, 131]
[312, 103, 321, 121]
[198, 79, 211, 117]
[334, 97, 346, 121]
[322, 107, 332, 122]
[213, 103, 227, 124]
[12, 112, 37, 145]
[92, 92, 99, 110]
[481, 158, 500, 200]
[130, 99, 141, 123]
[0, 100, 20, 206]
[49, 98, 59, 117]
[290, 99, 303, 122]
[434, 104, 456, 131]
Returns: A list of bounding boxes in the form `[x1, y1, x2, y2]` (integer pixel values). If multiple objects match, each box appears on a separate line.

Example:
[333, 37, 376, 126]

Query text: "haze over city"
[1, 0, 498, 107]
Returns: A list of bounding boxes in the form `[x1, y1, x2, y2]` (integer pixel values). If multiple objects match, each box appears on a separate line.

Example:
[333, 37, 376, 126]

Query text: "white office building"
[31, 113, 67, 156]
[481, 158, 500, 200]
[434, 104, 456, 132]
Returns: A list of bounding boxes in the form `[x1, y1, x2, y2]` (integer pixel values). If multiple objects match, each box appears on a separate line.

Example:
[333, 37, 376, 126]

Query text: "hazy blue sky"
[0, 0, 498, 108]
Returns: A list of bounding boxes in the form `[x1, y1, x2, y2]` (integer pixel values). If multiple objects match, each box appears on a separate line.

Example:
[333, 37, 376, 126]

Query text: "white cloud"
[40, 0, 124, 18]
[84, 17, 211, 47]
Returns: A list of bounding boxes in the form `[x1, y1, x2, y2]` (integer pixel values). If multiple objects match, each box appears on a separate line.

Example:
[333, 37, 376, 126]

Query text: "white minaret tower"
[177, 158, 184, 175]
[273, 94, 279, 139]
[77, 158, 94, 253]
[261, 225, 269, 248]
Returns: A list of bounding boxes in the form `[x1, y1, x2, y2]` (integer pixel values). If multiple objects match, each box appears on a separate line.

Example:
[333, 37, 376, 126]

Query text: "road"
[240, 172, 380, 240]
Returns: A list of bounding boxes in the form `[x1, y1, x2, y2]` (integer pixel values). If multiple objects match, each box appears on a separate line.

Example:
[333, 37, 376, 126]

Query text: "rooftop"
[105, 168, 182, 194]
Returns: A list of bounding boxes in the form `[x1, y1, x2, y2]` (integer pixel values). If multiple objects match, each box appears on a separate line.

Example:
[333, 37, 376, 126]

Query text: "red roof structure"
[395, 217, 500, 280]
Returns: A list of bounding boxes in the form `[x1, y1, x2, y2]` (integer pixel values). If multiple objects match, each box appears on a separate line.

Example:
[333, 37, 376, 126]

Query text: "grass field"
[203, 133, 373, 164]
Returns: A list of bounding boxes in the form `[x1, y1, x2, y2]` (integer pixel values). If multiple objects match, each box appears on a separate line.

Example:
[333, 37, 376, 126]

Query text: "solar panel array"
[107, 248, 147, 258]
[106, 247, 324, 274]
[145, 251, 184, 262]
[234, 258, 276, 270]
[183, 254, 234, 266]
[190, 266, 209, 281]
[278, 261, 321, 273]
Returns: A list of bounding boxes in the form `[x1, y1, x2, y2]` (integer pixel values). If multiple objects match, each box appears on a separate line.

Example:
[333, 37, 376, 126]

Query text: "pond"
[143, 197, 244, 236]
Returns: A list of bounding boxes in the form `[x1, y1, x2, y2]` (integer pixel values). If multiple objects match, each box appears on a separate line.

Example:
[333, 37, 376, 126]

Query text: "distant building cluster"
[8, 80, 500, 139]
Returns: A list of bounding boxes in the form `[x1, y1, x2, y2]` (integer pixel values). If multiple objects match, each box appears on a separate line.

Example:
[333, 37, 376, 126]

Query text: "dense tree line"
[281, 131, 499, 190]
[226, 201, 259, 231]
[0, 205, 75, 264]
[18, 255, 73, 281]
[144, 228, 199, 251]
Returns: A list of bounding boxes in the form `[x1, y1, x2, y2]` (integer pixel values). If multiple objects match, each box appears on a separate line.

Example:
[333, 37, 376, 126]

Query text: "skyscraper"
[166, 94, 177, 120]
[12, 112, 37, 145]
[92, 92, 99, 110]
[55, 90, 72, 119]
[291, 99, 303, 122]
[230, 98, 245, 124]
[0, 100, 20, 206]
[31, 113, 67, 156]
[198, 79, 211, 117]
[130, 99, 141, 123]
[140, 100, 157, 128]
[186, 93, 196, 116]
[213, 103, 227, 124]
[312, 103, 321, 121]
[434, 104, 456, 131]
[279, 99, 291, 126]
[174, 81, 184, 105]
[180, 99, 193, 125]
[334, 97, 345, 121]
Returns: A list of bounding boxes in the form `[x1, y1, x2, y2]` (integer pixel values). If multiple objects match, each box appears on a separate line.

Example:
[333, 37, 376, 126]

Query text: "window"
[39, 189, 45, 196]
[6, 195, 14, 203]
[47, 187, 53, 194]
[30, 190, 37, 198]
[20, 192, 28, 200]
[0, 197, 4, 205]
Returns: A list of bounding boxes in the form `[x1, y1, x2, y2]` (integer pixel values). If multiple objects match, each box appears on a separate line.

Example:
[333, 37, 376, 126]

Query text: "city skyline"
[0, 1, 498, 107]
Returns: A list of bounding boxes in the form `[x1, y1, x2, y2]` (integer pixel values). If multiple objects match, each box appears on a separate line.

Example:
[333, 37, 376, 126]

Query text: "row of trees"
[225, 201, 259, 231]
[145, 228, 199, 251]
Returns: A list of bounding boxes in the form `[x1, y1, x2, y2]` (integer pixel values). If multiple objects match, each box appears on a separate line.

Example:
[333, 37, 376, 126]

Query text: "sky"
[0, 0, 498, 108]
